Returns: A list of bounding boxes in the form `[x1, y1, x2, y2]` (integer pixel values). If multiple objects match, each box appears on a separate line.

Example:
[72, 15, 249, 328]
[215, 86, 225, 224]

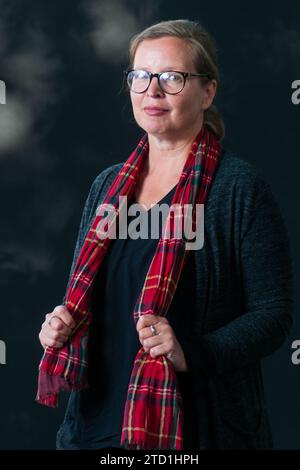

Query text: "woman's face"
[130, 36, 216, 140]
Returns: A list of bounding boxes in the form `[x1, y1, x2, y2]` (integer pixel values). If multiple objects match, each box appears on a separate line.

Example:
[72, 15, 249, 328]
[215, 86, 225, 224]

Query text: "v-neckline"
[132, 184, 177, 214]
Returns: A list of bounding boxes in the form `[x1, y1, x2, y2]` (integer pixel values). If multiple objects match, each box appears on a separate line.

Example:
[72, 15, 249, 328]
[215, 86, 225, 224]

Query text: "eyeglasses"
[124, 69, 211, 95]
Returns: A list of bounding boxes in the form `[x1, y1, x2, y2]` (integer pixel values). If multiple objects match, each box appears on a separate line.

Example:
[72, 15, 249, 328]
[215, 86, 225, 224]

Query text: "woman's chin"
[140, 121, 170, 136]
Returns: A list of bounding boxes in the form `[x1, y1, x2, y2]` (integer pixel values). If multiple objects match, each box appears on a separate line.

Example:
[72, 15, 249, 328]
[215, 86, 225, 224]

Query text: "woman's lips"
[144, 107, 169, 116]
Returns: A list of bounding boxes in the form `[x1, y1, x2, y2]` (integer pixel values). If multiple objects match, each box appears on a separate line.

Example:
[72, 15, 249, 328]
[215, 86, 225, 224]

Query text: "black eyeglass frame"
[124, 69, 212, 95]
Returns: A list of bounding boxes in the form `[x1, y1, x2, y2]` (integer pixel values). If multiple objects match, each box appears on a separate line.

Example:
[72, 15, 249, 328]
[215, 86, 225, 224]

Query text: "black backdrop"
[0, 0, 299, 450]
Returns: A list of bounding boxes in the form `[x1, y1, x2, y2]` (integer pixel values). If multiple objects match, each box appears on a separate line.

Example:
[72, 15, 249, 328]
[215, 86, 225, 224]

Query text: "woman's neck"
[146, 124, 203, 177]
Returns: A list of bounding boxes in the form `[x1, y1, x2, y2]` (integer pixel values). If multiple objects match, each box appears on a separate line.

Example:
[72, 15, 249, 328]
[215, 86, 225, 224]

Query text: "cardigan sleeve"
[61, 164, 121, 305]
[180, 181, 295, 379]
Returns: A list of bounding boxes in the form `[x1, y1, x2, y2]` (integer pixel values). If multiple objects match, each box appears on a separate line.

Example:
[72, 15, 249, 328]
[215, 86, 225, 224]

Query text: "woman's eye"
[164, 73, 180, 82]
[135, 71, 148, 79]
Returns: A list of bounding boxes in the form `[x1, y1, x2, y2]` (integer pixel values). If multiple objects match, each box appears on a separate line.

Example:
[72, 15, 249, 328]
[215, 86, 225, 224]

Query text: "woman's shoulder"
[202, 148, 286, 234]
[78, 162, 124, 229]
[211, 147, 274, 205]
[87, 162, 124, 204]
[92, 162, 124, 188]
[217, 148, 269, 187]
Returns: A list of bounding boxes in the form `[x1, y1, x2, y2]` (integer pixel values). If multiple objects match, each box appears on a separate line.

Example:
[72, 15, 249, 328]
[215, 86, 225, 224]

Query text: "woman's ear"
[202, 79, 217, 111]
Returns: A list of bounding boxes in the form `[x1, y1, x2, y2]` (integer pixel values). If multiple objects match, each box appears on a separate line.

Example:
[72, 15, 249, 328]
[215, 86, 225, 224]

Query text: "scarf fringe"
[35, 370, 88, 408]
[120, 439, 181, 451]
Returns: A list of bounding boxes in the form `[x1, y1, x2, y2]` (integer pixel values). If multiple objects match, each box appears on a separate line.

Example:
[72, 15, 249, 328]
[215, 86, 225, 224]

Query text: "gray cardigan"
[60, 148, 294, 449]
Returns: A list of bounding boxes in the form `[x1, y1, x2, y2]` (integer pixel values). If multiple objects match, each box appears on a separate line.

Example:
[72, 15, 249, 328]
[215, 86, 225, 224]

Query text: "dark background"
[0, 0, 299, 450]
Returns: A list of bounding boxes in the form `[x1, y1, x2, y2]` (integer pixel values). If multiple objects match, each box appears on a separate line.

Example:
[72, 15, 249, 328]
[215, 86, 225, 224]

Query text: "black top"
[56, 185, 199, 450]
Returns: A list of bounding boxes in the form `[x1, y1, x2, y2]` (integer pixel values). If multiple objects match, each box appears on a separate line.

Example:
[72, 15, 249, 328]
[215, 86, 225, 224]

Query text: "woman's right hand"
[39, 305, 76, 350]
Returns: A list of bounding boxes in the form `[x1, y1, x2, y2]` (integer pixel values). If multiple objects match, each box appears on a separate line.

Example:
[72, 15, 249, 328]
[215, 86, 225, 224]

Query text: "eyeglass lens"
[127, 70, 185, 94]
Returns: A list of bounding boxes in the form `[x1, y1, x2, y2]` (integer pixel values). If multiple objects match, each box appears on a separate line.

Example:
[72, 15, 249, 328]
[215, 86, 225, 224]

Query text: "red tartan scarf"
[36, 124, 221, 450]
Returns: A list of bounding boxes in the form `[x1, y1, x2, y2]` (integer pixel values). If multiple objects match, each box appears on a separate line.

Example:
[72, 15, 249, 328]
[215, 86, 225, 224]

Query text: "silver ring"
[150, 324, 158, 336]
[167, 351, 174, 360]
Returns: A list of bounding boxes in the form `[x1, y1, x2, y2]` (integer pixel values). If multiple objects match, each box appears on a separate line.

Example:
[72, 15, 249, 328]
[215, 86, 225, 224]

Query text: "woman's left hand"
[136, 314, 188, 372]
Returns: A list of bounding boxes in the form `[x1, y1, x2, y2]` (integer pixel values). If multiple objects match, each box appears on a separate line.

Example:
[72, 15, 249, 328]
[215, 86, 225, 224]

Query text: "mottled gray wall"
[0, 0, 299, 450]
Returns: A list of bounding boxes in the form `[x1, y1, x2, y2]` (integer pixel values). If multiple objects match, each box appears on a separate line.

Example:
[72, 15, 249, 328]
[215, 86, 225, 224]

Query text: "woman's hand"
[136, 314, 188, 372]
[38, 305, 76, 350]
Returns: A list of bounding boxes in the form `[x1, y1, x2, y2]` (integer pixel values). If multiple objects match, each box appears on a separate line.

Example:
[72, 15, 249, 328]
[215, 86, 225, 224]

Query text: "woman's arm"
[61, 163, 122, 304]
[181, 182, 295, 379]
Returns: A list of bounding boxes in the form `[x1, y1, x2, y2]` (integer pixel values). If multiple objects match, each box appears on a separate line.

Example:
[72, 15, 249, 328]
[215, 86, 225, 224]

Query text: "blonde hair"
[128, 19, 225, 141]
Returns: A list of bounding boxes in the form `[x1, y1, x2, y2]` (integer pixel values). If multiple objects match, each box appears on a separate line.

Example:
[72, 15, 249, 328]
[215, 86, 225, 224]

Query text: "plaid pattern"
[36, 124, 221, 450]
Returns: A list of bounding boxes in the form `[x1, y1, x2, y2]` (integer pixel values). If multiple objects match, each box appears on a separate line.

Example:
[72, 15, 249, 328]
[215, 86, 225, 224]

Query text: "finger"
[52, 305, 76, 329]
[48, 316, 73, 336]
[46, 339, 64, 349]
[149, 344, 166, 358]
[44, 323, 70, 343]
[136, 314, 157, 332]
[139, 324, 156, 341]
[140, 319, 171, 342]
[136, 314, 163, 333]
[142, 335, 162, 352]
[150, 333, 177, 356]
[39, 331, 65, 349]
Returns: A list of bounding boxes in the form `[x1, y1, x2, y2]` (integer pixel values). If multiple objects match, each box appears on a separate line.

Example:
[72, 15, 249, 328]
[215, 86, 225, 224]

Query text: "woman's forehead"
[133, 37, 194, 68]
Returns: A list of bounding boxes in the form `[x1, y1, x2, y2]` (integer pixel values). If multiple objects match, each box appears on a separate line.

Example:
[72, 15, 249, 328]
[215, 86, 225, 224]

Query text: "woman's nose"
[146, 76, 164, 97]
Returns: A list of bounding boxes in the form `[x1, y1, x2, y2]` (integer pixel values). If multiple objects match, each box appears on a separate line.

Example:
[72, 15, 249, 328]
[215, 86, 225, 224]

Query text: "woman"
[37, 19, 294, 450]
